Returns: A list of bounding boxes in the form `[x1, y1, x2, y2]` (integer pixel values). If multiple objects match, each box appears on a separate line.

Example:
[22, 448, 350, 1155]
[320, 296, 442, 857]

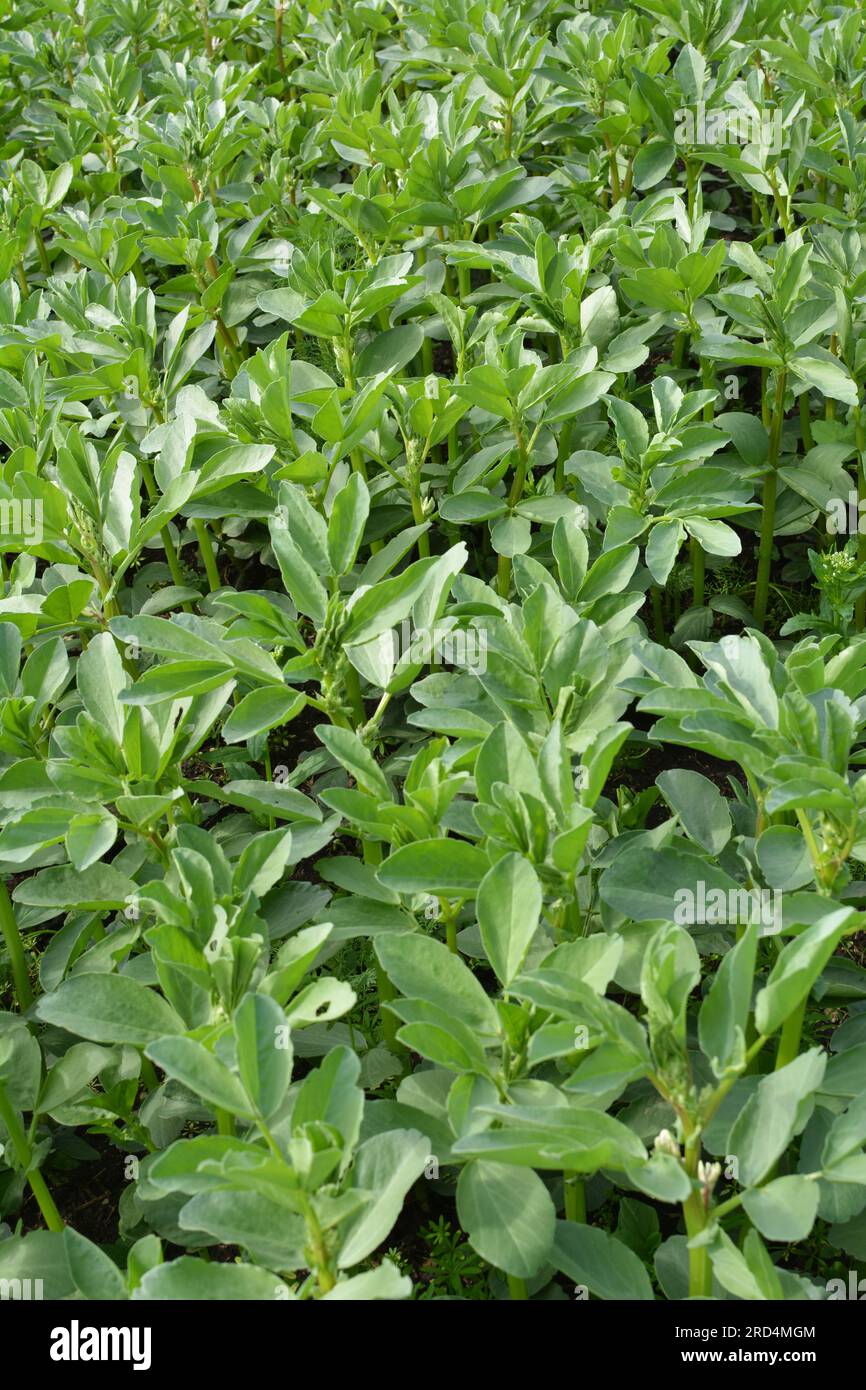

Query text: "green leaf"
[338, 1130, 429, 1267]
[37, 975, 185, 1047]
[755, 909, 853, 1038]
[457, 1160, 555, 1278]
[136, 1258, 290, 1300]
[77, 632, 126, 745]
[377, 838, 489, 896]
[316, 723, 391, 800]
[65, 812, 118, 872]
[145, 1036, 251, 1116]
[476, 852, 541, 987]
[552, 1220, 654, 1299]
[645, 519, 684, 585]
[233, 992, 293, 1119]
[789, 355, 857, 406]
[342, 553, 445, 646]
[269, 520, 328, 623]
[698, 921, 758, 1078]
[222, 687, 306, 743]
[452, 1104, 646, 1170]
[328, 473, 370, 575]
[656, 768, 732, 854]
[63, 1228, 127, 1301]
[727, 1049, 826, 1187]
[755, 825, 814, 891]
[322, 1260, 410, 1300]
[376, 932, 500, 1035]
[599, 846, 743, 924]
[742, 1176, 820, 1241]
[355, 325, 424, 378]
[13, 863, 138, 910]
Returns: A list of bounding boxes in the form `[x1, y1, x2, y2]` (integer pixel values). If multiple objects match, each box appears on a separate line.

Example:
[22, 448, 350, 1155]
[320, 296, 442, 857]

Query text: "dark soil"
[23, 1133, 126, 1244]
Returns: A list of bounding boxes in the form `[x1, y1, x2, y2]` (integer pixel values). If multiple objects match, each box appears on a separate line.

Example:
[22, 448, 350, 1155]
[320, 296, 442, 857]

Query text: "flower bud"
[653, 1128, 680, 1158]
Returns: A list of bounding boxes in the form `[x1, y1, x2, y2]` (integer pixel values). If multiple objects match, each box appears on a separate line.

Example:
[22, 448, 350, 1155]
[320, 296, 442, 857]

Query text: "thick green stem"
[304, 1201, 336, 1295]
[685, 157, 697, 220]
[856, 408, 866, 632]
[760, 367, 770, 428]
[799, 390, 813, 453]
[162, 527, 190, 598]
[752, 370, 787, 631]
[0, 879, 32, 1011]
[409, 478, 430, 557]
[651, 586, 666, 643]
[274, 3, 285, 72]
[682, 1188, 711, 1298]
[0, 1080, 63, 1232]
[691, 536, 705, 608]
[496, 431, 529, 597]
[344, 663, 366, 726]
[563, 1171, 586, 1222]
[438, 897, 459, 954]
[138, 457, 191, 608]
[193, 518, 221, 592]
[36, 232, 51, 275]
[700, 357, 715, 421]
[506, 1273, 528, 1300]
[680, 1120, 711, 1297]
[555, 420, 573, 493]
[362, 837, 403, 1053]
[215, 1107, 236, 1136]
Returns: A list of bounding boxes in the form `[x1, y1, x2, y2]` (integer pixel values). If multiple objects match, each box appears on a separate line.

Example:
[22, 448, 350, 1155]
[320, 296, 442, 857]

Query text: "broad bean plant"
[1, 0, 866, 1304]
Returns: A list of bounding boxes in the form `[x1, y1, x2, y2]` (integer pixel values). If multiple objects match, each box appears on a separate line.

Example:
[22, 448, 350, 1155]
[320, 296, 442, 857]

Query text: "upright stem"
[438, 897, 459, 954]
[506, 1273, 528, 1300]
[753, 370, 787, 631]
[691, 537, 705, 608]
[555, 417, 573, 493]
[197, 0, 214, 56]
[799, 391, 813, 453]
[0, 878, 32, 1011]
[681, 1122, 711, 1298]
[362, 838, 403, 1054]
[855, 406, 866, 632]
[651, 586, 666, 643]
[685, 158, 697, 220]
[36, 232, 51, 275]
[682, 1188, 711, 1298]
[563, 1171, 586, 1223]
[138, 458, 192, 611]
[496, 428, 529, 598]
[343, 663, 366, 726]
[304, 1200, 336, 1295]
[503, 105, 513, 159]
[274, 3, 285, 72]
[409, 468, 430, 557]
[0, 1080, 63, 1232]
[215, 1107, 236, 1137]
[193, 519, 221, 592]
